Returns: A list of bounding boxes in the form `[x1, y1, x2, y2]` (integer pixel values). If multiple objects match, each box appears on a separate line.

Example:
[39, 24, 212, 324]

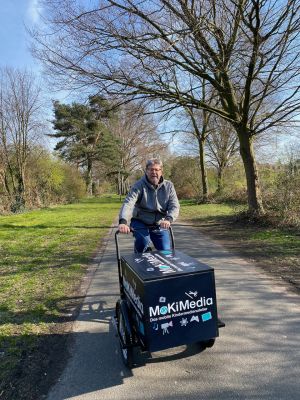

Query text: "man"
[118, 159, 180, 253]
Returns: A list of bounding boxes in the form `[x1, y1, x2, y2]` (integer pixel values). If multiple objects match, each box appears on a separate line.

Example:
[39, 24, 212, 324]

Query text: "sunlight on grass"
[179, 200, 244, 221]
[248, 229, 300, 258]
[0, 196, 120, 384]
[179, 200, 299, 271]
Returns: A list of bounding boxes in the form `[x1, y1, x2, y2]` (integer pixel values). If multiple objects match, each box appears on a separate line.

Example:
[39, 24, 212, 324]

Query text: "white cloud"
[27, 0, 42, 23]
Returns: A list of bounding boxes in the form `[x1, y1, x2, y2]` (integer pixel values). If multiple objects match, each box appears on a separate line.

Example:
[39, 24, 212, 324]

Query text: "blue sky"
[0, 1, 296, 157]
[0, 0, 42, 70]
[0, 1, 63, 148]
[0, 1, 73, 110]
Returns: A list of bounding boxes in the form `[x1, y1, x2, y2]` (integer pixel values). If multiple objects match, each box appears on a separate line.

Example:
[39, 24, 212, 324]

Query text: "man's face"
[146, 164, 163, 186]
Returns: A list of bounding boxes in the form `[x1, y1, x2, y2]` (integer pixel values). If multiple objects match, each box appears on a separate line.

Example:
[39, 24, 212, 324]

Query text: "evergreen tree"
[50, 97, 119, 195]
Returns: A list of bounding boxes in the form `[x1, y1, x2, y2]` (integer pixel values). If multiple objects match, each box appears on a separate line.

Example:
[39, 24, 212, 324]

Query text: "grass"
[179, 200, 300, 291]
[0, 196, 120, 395]
[179, 199, 245, 220]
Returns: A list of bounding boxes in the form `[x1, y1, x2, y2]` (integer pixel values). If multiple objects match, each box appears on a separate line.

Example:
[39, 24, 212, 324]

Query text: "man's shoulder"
[160, 179, 174, 188]
[132, 175, 147, 189]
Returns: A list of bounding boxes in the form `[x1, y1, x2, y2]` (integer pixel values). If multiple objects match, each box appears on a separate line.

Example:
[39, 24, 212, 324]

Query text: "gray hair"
[146, 158, 163, 169]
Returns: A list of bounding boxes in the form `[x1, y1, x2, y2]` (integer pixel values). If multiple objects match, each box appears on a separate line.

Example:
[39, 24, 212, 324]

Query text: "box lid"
[122, 250, 213, 281]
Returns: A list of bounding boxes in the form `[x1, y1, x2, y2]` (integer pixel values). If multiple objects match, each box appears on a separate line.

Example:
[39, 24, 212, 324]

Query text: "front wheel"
[116, 302, 134, 368]
[201, 338, 215, 349]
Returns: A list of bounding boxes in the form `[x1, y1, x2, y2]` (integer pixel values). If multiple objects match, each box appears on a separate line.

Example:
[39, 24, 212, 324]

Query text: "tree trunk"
[198, 136, 209, 203]
[121, 174, 125, 195]
[86, 158, 93, 196]
[125, 178, 130, 194]
[11, 172, 26, 212]
[0, 170, 11, 197]
[117, 171, 121, 196]
[216, 165, 224, 194]
[120, 174, 129, 195]
[237, 128, 264, 215]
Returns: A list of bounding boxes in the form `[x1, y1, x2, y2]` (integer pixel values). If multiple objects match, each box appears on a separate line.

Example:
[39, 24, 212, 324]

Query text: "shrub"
[169, 157, 201, 199]
[25, 150, 85, 208]
[273, 161, 300, 226]
[59, 164, 86, 202]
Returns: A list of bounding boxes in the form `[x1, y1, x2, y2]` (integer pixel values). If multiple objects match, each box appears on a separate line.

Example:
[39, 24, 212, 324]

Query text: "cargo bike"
[113, 227, 225, 368]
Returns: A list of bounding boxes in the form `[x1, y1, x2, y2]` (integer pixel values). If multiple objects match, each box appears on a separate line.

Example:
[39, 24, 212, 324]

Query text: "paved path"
[47, 223, 300, 400]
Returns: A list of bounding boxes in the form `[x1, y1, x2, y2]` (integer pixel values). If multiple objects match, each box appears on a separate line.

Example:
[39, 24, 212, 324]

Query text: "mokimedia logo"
[149, 297, 213, 317]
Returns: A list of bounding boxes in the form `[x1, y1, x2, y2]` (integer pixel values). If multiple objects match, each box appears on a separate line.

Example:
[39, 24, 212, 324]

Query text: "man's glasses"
[147, 168, 161, 172]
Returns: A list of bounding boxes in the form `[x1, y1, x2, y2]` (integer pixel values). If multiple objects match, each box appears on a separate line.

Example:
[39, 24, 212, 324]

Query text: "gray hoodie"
[119, 175, 180, 226]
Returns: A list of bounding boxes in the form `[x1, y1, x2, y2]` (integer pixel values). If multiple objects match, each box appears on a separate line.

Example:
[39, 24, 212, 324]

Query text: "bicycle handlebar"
[115, 225, 175, 262]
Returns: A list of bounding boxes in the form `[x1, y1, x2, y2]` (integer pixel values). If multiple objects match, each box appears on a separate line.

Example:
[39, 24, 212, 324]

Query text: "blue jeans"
[130, 219, 171, 253]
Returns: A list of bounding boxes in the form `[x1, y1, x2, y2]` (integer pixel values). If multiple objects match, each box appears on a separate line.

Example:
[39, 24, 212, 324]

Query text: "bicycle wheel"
[116, 301, 134, 368]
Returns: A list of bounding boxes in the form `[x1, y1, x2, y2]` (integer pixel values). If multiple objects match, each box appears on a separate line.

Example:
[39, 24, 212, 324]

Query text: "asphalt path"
[47, 222, 300, 400]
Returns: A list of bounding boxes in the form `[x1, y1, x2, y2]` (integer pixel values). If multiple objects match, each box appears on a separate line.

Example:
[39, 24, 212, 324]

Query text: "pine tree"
[50, 97, 119, 195]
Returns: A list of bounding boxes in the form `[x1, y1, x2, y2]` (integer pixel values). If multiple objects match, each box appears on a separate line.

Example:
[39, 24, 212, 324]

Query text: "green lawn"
[0, 196, 120, 392]
[179, 200, 299, 258]
[179, 200, 300, 290]
[179, 199, 245, 220]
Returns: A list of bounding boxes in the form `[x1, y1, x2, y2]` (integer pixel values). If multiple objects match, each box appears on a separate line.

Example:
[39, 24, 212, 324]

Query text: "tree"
[0, 67, 44, 211]
[25, 146, 86, 207]
[169, 156, 202, 199]
[107, 102, 168, 194]
[180, 109, 240, 198]
[185, 105, 212, 203]
[274, 144, 300, 224]
[32, 0, 300, 215]
[206, 118, 240, 194]
[51, 97, 119, 195]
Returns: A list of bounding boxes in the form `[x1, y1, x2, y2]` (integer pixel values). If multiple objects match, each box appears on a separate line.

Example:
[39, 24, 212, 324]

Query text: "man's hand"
[118, 223, 131, 234]
[159, 219, 171, 229]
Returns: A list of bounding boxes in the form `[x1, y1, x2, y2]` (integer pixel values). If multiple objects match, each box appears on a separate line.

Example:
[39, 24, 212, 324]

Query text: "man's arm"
[165, 182, 180, 222]
[118, 185, 141, 233]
